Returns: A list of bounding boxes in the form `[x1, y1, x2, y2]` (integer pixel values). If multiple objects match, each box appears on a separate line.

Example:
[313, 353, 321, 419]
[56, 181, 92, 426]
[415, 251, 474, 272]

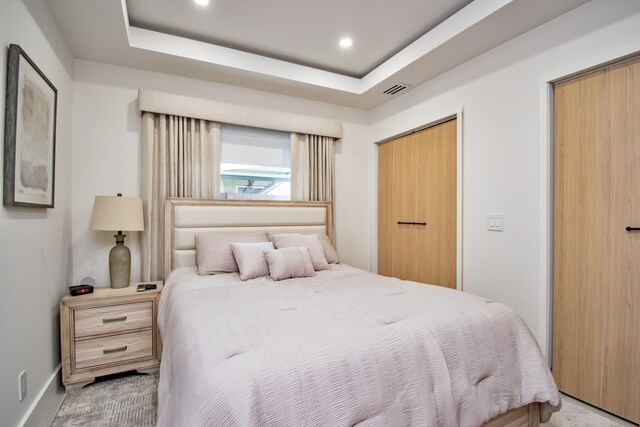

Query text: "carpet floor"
[50, 372, 631, 426]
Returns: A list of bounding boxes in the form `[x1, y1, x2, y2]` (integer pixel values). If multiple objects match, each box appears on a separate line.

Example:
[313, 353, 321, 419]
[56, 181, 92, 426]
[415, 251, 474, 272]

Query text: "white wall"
[0, 0, 74, 425]
[71, 60, 371, 286]
[369, 0, 640, 350]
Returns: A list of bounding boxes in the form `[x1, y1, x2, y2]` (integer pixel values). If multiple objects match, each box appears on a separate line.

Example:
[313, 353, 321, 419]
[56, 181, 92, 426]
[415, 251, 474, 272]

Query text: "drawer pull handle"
[102, 315, 127, 323]
[103, 345, 128, 354]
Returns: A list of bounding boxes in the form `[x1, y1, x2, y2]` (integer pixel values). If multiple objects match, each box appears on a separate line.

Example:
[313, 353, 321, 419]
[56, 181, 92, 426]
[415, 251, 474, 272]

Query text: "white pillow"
[264, 247, 316, 281]
[230, 242, 274, 281]
[269, 234, 330, 271]
[196, 231, 269, 275]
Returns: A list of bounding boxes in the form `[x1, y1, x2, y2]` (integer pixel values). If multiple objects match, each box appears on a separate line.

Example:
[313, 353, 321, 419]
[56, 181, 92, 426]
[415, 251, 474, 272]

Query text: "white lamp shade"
[91, 195, 144, 232]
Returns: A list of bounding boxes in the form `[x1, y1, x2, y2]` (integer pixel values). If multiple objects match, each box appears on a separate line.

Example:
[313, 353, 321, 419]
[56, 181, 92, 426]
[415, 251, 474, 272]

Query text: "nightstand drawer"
[74, 301, 152, 337]
[75, 330, 153, 370]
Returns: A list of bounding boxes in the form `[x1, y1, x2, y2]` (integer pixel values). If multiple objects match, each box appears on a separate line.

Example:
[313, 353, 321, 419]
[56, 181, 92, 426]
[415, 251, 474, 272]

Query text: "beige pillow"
[196, 231, 268, 275]
[230, 242, 274, 281]
[316, 232, 339, 264]
[269, 234, 330, 271]
[264, 247, 316, 281]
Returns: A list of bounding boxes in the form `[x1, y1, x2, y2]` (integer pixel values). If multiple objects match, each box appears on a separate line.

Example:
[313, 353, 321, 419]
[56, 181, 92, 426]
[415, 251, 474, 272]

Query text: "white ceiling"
[44, 0, 590, 109]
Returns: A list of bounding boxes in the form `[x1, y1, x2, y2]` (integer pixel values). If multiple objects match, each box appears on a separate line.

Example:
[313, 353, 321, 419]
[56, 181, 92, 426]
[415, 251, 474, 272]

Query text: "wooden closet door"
[553, 70, 607, 408]
[601, 58, 640, 423]
[420, 120, 457, 288]
[377, 120, 456, 288]
[392, 133, 423, 282]
[378, 140, 394, 277]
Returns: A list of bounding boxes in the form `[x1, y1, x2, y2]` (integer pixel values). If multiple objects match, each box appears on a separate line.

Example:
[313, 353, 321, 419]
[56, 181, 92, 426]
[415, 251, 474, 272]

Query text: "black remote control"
[137, 283, 157, 292]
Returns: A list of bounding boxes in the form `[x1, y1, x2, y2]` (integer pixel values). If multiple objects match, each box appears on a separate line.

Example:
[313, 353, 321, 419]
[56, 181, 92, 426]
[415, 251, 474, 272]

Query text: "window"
[220, 124, 291, 200]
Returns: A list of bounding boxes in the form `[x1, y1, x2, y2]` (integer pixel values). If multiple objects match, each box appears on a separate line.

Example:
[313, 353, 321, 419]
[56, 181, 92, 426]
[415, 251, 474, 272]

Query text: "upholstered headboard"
[164, 198, 333, 277]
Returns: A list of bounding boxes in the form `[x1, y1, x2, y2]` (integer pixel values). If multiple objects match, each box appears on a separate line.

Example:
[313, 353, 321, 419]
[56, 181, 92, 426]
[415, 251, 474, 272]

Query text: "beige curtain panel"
[141, 112, 221, 281]
[291, 133, 336, 241]
[291, 133, 309, 201]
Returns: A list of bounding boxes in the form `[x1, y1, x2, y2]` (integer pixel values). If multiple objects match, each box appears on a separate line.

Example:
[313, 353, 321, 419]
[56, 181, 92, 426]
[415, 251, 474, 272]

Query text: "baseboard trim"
[18, 365, 65, 427]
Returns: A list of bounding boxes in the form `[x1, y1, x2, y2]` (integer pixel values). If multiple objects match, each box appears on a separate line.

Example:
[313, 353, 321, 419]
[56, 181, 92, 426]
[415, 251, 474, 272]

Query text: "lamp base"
[109, 233, 131, 289]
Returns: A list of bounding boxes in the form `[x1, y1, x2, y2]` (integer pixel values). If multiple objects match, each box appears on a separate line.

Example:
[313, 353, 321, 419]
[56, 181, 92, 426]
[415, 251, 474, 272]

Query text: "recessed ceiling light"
[194, 0, 209, 5]
[339, 38, 353, 48]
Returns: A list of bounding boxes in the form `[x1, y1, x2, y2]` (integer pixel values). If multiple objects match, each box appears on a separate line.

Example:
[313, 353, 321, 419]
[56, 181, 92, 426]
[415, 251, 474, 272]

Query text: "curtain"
[291, 133, 310, 201]
[141, 112, 221, 281]
[308, 134, 335, 203]
[291, 133, 335, 240]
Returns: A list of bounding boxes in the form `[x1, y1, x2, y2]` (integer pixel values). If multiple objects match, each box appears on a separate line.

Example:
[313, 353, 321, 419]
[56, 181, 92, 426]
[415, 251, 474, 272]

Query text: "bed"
[157, 198, 560, 427]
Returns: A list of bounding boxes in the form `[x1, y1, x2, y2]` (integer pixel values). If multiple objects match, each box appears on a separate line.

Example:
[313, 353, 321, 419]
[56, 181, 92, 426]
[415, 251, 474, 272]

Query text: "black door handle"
[626, 227, 640, 231]
[397, 221, 427, 226]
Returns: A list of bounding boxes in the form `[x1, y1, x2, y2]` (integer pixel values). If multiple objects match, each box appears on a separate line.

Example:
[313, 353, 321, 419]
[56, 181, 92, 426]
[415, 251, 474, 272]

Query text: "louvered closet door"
[377, 120, 456, 288]
[553, 58, 640, 424]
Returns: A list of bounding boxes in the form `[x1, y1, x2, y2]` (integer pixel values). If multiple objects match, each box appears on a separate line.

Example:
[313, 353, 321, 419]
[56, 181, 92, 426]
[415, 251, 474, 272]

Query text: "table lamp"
[90, 193, 144, 288]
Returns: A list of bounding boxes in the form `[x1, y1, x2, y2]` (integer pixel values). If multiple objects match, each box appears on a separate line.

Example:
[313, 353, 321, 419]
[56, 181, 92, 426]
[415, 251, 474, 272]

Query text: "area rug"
[51, 373, 157, 427]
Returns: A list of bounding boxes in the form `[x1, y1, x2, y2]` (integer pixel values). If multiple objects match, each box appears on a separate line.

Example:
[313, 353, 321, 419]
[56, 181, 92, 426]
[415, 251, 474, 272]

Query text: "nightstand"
[60, 281, 163, 391]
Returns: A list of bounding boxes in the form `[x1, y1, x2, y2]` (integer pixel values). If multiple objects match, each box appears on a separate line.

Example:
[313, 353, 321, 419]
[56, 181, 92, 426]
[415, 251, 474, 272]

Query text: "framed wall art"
[3, 44, 57, 208]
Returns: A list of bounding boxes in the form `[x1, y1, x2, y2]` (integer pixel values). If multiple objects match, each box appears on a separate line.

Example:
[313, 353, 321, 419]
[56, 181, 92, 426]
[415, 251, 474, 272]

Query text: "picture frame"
[3, 44, 57, 208]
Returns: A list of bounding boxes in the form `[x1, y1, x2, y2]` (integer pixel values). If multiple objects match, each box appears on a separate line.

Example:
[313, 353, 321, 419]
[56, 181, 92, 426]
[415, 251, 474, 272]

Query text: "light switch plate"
[487, 213, 505, 231]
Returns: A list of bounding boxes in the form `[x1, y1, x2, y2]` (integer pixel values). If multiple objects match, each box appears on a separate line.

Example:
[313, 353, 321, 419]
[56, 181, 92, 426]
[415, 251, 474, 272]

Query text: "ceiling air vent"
[383, 83, 412, 96]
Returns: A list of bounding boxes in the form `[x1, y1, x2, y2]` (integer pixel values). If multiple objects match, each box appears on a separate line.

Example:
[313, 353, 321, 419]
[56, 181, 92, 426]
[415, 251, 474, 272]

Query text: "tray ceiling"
[44, 0, 590, 108]
[126, 0, 474, 78]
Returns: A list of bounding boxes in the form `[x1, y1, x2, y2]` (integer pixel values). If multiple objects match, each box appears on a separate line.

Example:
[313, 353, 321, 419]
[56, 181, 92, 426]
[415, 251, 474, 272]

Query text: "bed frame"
[163, 198, 541, 427]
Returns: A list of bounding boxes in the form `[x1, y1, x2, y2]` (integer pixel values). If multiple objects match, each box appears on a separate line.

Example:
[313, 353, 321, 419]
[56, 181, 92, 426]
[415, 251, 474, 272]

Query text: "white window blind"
[220, 124, 291, 200]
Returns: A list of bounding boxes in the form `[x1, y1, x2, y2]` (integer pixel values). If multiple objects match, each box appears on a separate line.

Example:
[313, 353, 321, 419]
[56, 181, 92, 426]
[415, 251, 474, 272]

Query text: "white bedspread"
[157, 265, 559, 427]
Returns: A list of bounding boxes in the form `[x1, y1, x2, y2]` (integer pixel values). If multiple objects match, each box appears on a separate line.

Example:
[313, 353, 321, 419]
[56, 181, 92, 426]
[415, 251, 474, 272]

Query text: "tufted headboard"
[164, 198, 334, 278]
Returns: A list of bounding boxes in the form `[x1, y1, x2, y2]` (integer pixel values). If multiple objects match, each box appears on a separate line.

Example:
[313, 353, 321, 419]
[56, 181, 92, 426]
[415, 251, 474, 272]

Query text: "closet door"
[421, 120, 457, 287]
[600, 59, 640, 423]
[378, 140, 394, 277]
[377, 120, 456, 288]
[553, 70, 607, 407]
[392, 133, 424, 282]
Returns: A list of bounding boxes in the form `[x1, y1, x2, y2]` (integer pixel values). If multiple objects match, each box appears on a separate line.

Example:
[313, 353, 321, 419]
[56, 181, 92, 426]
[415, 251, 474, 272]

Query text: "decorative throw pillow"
[264, 247, 316, 281]
[315, 232, 339, 264]
[230, 242, 274, 281]
[268, 234, 330, 271]
[195, 231, 269, 275]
